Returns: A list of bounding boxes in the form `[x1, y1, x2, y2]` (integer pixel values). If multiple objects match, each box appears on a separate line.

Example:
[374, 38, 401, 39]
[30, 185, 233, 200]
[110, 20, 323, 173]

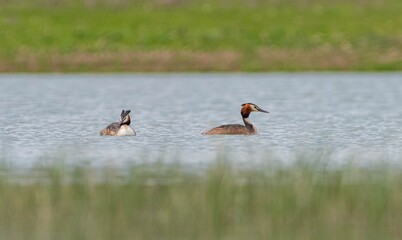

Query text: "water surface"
[1, 73, 402, 167]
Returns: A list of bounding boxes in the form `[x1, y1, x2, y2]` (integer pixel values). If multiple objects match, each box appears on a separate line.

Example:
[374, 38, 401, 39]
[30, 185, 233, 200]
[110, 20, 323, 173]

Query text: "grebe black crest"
[202, 103, 269, 135]
[100, 110, 136, 136]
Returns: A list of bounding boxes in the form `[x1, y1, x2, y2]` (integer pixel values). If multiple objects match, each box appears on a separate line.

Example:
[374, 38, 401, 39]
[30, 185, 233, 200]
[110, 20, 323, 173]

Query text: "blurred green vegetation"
[1, 158, 402, 239]
[0, 0, 401, 71]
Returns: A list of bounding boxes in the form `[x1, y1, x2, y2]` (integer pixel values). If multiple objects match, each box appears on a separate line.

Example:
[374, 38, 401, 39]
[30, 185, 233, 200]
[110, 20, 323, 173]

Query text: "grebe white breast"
[100, 110, 136, 136]
[202, 103, 269, 135]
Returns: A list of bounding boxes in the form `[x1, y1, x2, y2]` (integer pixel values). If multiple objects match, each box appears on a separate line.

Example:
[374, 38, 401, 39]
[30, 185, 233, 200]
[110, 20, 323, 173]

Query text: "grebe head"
[119, 110, 131, 125]
[241, 103, 269, 118]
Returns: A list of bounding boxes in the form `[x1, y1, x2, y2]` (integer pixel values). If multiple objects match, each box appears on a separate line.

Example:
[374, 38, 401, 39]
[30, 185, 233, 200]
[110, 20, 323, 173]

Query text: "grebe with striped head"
[100, 110, 136, 136]
[202, 103, 269, 135]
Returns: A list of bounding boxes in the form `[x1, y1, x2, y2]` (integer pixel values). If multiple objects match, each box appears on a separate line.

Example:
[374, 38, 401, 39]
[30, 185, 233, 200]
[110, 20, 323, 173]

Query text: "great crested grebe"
[100, 110, 136, 136]
[202, 103, 269, 135]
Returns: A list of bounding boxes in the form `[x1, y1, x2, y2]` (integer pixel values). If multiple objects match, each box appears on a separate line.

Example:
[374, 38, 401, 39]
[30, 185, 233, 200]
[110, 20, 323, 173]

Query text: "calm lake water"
[1, 73, 402, 167]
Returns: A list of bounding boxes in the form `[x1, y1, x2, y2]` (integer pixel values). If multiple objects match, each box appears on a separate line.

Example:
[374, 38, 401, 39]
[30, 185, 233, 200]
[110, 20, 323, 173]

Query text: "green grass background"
[1, 0, 401, 71]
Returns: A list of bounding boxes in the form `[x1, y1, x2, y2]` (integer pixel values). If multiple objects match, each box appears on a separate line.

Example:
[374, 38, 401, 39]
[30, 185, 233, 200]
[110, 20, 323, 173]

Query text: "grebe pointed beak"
[255, 106, 269, 113]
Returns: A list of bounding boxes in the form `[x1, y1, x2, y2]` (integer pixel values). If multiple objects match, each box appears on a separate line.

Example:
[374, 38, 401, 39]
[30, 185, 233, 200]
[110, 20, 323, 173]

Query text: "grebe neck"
[120, 118, 131, 126]
[242, 117, 257, 133]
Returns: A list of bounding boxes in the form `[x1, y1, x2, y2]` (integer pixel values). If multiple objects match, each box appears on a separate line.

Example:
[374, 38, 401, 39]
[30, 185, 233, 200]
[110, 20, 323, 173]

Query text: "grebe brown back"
[202, 103, 269, 135]
[100, 110, 136, 136]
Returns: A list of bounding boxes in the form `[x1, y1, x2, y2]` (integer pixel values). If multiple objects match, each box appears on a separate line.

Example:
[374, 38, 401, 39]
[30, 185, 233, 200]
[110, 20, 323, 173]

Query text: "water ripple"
[1, 73, 402, 167]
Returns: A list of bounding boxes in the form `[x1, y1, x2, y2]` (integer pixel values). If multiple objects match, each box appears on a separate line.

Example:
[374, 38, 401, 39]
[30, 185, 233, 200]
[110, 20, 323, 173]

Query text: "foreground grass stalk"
[1, 161, 402, 240]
